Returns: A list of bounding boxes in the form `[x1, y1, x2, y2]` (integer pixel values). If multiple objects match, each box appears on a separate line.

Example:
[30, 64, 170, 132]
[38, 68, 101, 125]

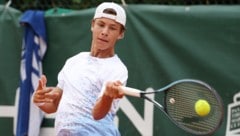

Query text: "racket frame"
[121, 79, 224, 136]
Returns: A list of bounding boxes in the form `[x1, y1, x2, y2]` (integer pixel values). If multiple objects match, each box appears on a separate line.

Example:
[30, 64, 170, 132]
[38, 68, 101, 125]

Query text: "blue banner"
[17, 10, 47, 136]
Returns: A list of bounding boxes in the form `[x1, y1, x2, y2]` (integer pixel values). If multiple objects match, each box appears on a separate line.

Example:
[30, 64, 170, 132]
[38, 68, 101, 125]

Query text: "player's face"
[91, 18, 124, 52]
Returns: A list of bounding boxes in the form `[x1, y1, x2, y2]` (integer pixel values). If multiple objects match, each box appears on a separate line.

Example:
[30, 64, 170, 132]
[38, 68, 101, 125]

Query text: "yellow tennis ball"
[195, 99, 211, 117]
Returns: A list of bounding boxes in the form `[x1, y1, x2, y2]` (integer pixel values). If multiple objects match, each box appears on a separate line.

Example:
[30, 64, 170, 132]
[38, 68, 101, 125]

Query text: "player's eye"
[109, 26, 117, 30]
[97, 22, 105, 27]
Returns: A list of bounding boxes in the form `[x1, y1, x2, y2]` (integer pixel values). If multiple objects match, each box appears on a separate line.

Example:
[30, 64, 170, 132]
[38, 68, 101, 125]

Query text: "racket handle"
[119, 86, 142, 98]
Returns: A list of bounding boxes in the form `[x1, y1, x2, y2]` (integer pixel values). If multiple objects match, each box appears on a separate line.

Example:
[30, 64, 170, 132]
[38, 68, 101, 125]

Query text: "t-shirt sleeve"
[57, 69, 65, 90]
[56, 58, 70, 90]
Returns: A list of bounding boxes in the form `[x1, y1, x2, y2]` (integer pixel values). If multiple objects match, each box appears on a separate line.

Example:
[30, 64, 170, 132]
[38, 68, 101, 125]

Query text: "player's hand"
[33, 75, 58, 104]
[104, 81, 124, 99]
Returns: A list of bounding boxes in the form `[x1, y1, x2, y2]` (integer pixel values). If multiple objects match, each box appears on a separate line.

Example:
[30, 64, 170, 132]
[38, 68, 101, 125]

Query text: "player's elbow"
[92, 110, 104, 120]
[92, 104, 108, 120]
[92, 115, 102, 120]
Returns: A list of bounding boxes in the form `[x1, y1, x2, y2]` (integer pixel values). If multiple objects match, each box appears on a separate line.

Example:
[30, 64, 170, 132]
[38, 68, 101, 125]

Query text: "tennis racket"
[120, 79, 224, 136]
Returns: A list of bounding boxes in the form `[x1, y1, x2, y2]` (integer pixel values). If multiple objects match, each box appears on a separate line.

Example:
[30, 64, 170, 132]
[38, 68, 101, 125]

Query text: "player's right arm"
[33, 75, 63, 113]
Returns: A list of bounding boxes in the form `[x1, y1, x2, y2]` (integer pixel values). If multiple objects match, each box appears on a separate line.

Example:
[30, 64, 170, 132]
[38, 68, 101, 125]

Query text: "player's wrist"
[102, 93, 114, 101]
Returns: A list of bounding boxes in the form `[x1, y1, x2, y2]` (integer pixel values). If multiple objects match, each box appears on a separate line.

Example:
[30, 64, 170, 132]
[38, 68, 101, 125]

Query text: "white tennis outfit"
[55, 52, 128, 136]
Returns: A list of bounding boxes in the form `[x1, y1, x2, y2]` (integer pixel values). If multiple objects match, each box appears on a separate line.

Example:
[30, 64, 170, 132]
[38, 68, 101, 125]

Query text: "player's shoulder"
[65, 52, 89, 64]
[112, 55, 128, 73]
[68, 52, 89, 60]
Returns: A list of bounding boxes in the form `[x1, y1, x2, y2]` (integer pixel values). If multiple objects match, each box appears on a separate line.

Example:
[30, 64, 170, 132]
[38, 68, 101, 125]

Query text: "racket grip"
[119, 86, 142, 98]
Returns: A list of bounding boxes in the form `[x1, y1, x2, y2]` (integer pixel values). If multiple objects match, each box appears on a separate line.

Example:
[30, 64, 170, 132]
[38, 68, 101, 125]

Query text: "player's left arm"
[92, 81, 124, 120]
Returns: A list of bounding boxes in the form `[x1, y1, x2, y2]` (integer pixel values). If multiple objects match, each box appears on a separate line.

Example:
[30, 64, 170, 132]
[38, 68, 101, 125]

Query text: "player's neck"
[90, 48, 114, 58]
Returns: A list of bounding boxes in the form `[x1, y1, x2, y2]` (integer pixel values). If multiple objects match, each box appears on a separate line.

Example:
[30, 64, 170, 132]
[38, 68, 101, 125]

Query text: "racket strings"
[165, 82, 223, 135]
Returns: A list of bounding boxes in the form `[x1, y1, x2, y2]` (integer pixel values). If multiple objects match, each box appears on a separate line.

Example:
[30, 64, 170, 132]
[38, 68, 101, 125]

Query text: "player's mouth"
[97, 38, 108, 43]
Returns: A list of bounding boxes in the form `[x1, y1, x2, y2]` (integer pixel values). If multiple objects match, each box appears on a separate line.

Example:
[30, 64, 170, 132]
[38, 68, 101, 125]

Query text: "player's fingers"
[36, 87, 53, 95]
[36, 79, 43, 90]
[41, 75, 47, 88]
[34, 87, 52, 100]
[36, 75, 47, 90]
[113, 81, 125, 98]
[33, 97, 52, 103]
[33, 93, 47, 103]
[45, 91, 60, 100]
[118, 86, 124, 97]
[111, 82, 125, 98]
[105, 82, 114, 97]
[115, 80, 122, 86]
[33, 89, 56, 103]
[38, 75, 47, 88]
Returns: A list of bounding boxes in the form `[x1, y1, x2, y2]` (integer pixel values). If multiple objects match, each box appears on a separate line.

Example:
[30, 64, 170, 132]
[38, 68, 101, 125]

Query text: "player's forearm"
[92, 94, 113, 120]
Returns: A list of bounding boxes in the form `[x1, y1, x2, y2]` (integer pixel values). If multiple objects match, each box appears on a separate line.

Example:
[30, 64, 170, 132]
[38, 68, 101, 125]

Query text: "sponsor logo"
[226, 92, 240, 136]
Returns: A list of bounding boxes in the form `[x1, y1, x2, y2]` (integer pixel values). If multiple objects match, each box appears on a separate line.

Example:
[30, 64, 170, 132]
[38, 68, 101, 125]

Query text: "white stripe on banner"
[28, 36, 46, 136]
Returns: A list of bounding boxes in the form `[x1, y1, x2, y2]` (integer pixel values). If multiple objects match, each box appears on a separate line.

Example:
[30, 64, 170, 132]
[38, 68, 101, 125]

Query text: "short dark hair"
[102, 8, 125, 32]
[103, 8, 117, 16]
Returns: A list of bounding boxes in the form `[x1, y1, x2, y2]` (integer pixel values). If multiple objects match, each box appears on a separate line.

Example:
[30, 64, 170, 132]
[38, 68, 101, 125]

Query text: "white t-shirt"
[55, 52, 128, 136]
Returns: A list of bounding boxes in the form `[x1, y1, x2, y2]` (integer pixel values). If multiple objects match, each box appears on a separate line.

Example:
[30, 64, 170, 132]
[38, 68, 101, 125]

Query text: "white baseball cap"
[93, 2, 126, 27]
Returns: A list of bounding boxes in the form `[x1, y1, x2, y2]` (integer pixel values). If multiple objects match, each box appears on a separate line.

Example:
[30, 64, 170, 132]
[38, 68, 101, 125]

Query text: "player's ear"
[117, 32, 124, 40]
[91, 20, 95, 31]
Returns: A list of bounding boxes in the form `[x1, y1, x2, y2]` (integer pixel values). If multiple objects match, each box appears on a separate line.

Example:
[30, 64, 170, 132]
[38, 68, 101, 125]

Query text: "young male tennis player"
[33, 2, 128, 135]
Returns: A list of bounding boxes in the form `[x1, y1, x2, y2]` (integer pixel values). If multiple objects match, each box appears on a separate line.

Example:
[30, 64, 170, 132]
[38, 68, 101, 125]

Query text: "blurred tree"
[1, 0, 240, 11]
